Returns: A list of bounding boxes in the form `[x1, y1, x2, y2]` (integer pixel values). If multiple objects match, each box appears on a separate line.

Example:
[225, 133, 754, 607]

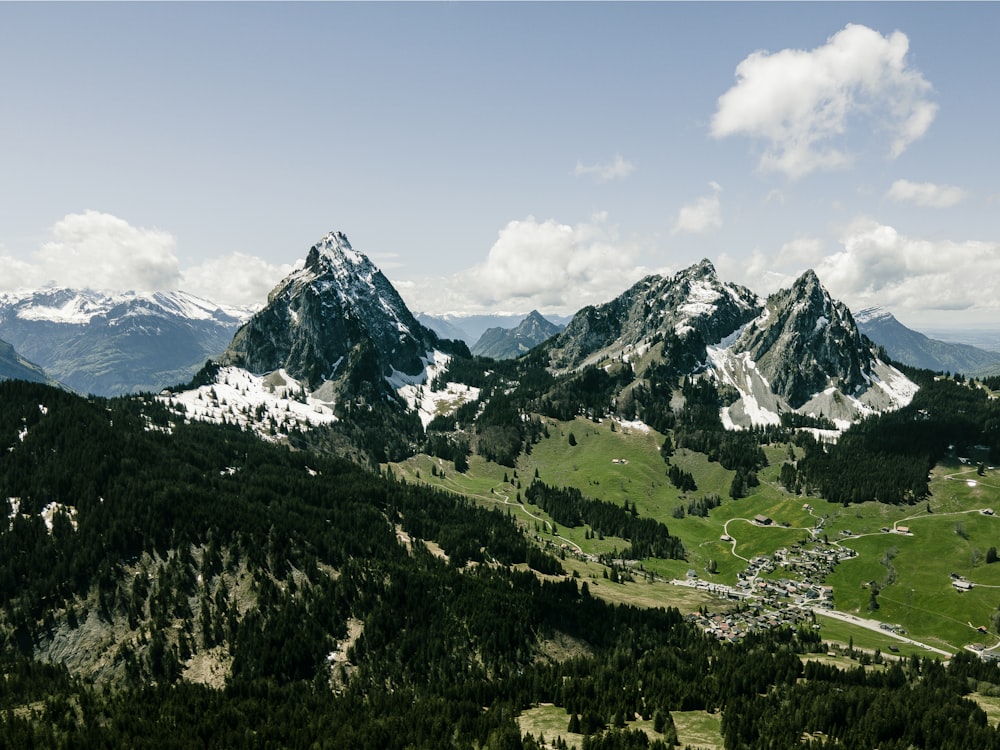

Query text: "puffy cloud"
[0, 248, 40, 291]
[26, 211, 183, 292]
[672, 182, 722, 235]
[816, 220, 1000, 314]
[711, 24, 937, 179]
[0, 211, 291, 307]
[397, 215, 659, 315]
[734, 218, 1000, 322]
[181, 253, 296, 307]
[886, 179, 967, 208]
[573, 154, 636, 182]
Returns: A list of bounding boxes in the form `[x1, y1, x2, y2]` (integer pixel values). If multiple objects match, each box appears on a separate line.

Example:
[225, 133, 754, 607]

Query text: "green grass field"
[517, 702, 723, 749]
[390, 417, 1000, 654]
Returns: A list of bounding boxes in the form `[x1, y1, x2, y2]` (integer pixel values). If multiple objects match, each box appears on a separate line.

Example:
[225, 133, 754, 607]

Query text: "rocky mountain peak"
[545, 261, 760, 375]
[683, 258, 718, 280]
[731, 270, 866, 408]
[707, 270, 917, 428]
[304, 231, 371, 279]
[224, 231, 452, 391]
[471, 310, 563, 359]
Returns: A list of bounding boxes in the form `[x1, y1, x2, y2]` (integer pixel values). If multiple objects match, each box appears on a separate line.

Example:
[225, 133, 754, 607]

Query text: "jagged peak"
[304, 231, 372, 276]
[674, 258, 717, 282]
[791, 268, 822, 292]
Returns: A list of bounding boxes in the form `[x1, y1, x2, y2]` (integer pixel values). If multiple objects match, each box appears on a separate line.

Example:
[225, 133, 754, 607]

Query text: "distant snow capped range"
[0, 288, 252, 396]
[0, 288, 250, 326]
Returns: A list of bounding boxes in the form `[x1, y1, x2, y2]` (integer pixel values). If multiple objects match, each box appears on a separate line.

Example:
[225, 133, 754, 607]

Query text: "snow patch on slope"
[160, 366, 337, 440]
[708, 336, 918, 432]
[388, 350, 480, 429]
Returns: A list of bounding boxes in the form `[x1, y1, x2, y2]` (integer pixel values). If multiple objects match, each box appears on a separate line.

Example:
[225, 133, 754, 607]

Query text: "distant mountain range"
[470, 310, 564, 359]
[0, 289, 249, 396]
[855, 307, 1000, 376]
[417, 312, 573, 346]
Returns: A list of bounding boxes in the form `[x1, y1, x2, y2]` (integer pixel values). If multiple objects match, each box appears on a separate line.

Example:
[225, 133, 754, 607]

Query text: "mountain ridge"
[471, 310, 564, 359]
[855, 306, 1000, 375]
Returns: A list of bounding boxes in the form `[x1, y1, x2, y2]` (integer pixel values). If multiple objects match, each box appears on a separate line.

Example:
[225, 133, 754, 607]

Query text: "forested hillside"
[3, 379, 1000, 747]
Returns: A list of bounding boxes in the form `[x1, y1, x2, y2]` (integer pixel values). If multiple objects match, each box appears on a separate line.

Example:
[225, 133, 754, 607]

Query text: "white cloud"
[28, 211, 183, 292]
[0, 211, 291, 307]
[735, 218, 1000, 322]
[711, 24, 937, 179]
[886, 179, 967, 208]
[397, 215, 659, 315]
[181, 253, 296, 307]
[573, 154, 636, 182]
[0, 247, 40, 291]
[672, 182, 722, 235]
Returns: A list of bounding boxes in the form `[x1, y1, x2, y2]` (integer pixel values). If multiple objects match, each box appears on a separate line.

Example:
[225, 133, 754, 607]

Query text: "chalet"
[953, 580, 974, 592]
[754, 514, 772, 526]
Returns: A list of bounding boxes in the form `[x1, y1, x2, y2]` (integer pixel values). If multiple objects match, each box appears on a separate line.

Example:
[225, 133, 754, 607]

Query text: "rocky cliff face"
[733, 270, 869, 408]
[709, 270, 917, 428]
[545, 259, 761, 375]
[0, 337, 53, 385]
[224, 232, 452, 389]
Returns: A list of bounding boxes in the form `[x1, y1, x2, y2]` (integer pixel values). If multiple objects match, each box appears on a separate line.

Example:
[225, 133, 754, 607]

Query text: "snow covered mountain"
[471, 310, 563, 359]
[545, 259, 762, 375]
[222, 231, 468, 388]
[541, 262, 916, 431]
[708, 271, 917, 429]
[164, 232, 475, 444]
[855, 306, 1000, 375]
[0, 289, 249, 396]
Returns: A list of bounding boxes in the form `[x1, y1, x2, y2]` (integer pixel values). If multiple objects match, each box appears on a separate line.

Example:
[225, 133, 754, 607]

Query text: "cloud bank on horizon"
[0, 211, 295, 308]
[2, 11, 997, 330]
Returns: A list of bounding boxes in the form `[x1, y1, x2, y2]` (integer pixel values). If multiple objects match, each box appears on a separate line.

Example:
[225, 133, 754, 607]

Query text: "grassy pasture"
[391, 416, 1000, 653]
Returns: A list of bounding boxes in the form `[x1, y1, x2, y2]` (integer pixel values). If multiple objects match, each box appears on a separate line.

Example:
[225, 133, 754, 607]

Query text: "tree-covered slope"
[3, 381, 1000, 748]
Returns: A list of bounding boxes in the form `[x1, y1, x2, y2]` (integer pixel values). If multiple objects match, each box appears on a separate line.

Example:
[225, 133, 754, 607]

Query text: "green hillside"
[393, 411, 1000, 656]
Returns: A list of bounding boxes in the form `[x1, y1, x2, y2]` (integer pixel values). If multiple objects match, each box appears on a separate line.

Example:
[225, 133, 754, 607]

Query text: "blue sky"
[2, 2, 999, 328]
